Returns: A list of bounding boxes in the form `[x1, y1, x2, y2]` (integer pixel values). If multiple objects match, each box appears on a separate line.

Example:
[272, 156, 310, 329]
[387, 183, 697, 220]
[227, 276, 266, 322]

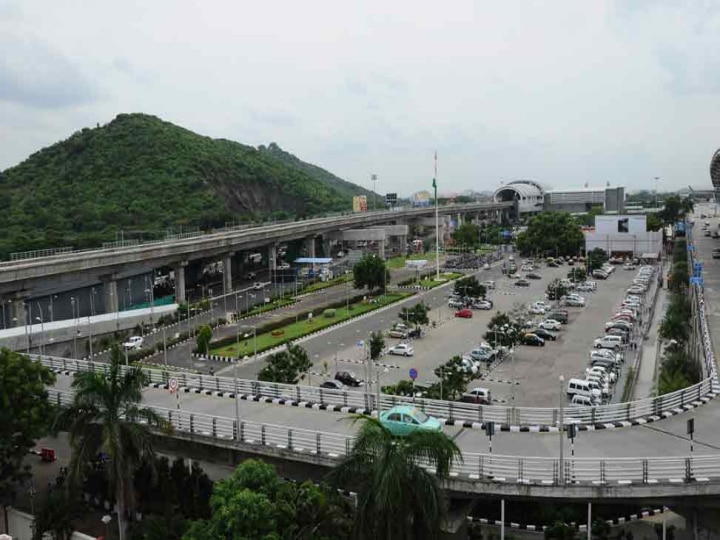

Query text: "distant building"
[711, 149, 720, 191]
[492, 180, 545, 215]
[544, 186, 625, 213]
[492, 180, 625, 216]
[584, 215, 662, 257]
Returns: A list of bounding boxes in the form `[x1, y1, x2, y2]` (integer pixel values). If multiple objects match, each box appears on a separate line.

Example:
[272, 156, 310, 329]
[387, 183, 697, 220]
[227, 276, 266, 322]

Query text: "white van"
[570, 394, 596, 407]
[593, 335, 623, 350]
[567, 378, 602, 401]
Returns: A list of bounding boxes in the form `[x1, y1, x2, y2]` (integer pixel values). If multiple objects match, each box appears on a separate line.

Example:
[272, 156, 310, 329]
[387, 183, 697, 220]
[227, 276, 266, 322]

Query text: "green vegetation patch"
[417, 272, 464, 288]
[301, 273, 352, 293]
[212, 292, 412, 357]
[387, 253, 438, 269]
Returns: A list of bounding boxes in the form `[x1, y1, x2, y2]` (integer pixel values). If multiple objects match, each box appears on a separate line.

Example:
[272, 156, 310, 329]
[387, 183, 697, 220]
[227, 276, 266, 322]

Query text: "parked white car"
[388, 343, 414, 356]
[539, 319, 562, 331]
[594, 336, 623, 350]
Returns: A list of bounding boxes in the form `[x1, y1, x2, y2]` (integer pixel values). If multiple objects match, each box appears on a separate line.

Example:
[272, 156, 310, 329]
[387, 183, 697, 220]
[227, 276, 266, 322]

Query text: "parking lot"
[297, 257, 646, 408]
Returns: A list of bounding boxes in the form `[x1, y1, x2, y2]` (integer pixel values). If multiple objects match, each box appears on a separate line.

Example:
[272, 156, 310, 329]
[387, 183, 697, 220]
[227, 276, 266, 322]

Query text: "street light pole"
[433, 152, 440, 281]
[558, 374, 565, 485]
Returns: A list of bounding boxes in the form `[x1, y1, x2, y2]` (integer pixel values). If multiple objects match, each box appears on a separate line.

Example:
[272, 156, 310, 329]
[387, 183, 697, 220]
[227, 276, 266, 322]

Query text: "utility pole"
[433, 151, 440, 281]
[372, 174, 378, 211]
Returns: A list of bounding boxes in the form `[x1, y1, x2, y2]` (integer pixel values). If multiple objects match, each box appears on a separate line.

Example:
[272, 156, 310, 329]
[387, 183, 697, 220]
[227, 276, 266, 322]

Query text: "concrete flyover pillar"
[321, 236, 331, 258]
[378, 239, 386, 260]
[101, 275, 119, 313]
[268, 244, 277, 273]
[174, 261, 188, 303]
[399, 235, 408, 256]
[305, 236, 316, 259]
[12, 296, 26, 327]
[223, 252, 234, 292]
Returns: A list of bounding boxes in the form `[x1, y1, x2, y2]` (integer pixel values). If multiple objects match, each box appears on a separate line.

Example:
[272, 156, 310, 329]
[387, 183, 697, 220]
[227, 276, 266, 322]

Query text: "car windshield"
[411, 409, 429, 424]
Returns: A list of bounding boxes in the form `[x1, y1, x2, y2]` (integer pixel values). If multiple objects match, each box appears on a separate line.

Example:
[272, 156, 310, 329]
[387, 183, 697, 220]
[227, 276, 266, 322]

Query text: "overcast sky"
[1, 0, 718, 196]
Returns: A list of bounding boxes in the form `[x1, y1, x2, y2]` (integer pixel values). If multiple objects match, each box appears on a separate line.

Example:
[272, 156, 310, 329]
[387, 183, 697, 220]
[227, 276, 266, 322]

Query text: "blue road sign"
[690, 276, 704, 286]
[409, 368, 418, 381]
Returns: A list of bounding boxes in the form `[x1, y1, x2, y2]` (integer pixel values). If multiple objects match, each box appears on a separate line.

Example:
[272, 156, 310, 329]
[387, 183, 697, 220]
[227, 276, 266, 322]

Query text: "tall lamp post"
[558, 374, 565, 485]
[433, 152, 440, 281]
[35, 302, 45, 355]
[372, 173, 378, 211]
[242, 326, 257, 362]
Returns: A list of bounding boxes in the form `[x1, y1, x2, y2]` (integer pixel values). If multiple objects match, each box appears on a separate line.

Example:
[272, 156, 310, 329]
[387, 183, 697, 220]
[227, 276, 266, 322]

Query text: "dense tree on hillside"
[514, 212, 583, 257]
[0, 114, 367, 257]
[0, 350, 56, 522]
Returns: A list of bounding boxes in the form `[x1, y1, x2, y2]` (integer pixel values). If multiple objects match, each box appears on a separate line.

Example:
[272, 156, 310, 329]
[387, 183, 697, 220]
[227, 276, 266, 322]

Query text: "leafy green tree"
[452, 222, 480, 248]
[54, 346, 171, 540]
[544, 520, 577, 540]
[514, 212, 583, 257]
[454, 276, 487, 299]
[368, 331, 385, 362]
[353, 254, 390, 291]
[381, 380, 417, 397]
[484, 312, 522, 348]
[659, 293, 691, 344]
[196, 325, 213, 355]
[669, 261, 689, 291]
[33, 485, 85, 540]
[567, 267, 587, 282]
[546, 279, 569, 301]
[184, 459, 352, 540]
[659, 195, 684, 224]
[586, 248, 608, 272]
[327, 416, 461, 540]
[258, 343, 312, 384]
[434, 356, 474, 400]
[0, 349, 56, 518]
[646, 212, 663, 232]
[575, 205, 604, 227]
[398, 302, 430, 329]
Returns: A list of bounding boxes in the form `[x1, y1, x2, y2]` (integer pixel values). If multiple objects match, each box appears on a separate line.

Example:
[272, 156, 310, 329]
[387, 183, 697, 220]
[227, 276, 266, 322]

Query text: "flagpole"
[434, 151, 440, 280]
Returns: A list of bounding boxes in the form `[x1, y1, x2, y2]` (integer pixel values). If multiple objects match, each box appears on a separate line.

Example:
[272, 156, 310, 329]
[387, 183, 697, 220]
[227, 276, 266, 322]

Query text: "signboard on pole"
[169, 378, 179, 393]
[386, 193, 398, 207]
[409, 368, 418, 381]
[352, 196, 368, 213]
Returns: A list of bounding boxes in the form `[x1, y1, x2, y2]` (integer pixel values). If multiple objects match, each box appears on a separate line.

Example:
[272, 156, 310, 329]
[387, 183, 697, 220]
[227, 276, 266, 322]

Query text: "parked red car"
[455, 308, 473, 319]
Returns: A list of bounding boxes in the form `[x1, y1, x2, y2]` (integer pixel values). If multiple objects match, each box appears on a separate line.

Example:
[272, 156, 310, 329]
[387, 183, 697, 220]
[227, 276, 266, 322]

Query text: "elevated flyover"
[0, 201, 512, 303]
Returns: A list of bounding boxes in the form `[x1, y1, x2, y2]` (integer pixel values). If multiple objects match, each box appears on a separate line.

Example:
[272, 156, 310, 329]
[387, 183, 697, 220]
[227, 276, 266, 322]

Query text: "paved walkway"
[632, 284, 668, 400]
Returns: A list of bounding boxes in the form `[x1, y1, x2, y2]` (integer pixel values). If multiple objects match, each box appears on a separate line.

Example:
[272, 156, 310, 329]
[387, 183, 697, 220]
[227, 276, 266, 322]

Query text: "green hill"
[0, 113, 376, 258]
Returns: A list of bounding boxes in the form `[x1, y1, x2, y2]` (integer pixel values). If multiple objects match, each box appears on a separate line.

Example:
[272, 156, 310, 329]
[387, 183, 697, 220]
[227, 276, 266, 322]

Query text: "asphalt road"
[51, 372, 720, 459]
[215, 257, 645, 407]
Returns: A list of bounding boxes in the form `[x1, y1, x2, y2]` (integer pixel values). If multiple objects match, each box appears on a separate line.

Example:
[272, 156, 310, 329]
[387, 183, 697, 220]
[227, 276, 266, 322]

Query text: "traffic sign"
[409, 368, 418, 381]
[169, 378, 179, 393]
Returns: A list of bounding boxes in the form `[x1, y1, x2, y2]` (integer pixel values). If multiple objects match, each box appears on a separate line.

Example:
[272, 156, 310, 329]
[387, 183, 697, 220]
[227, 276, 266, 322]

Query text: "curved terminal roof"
[711, 149, 720, 188]
[493, 180, 545, 213]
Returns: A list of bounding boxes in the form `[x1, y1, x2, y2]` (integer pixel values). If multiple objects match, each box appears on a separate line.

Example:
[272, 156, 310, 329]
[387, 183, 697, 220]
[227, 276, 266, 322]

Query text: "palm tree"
[55, 347, 170, 540]
[327, 416, 462, 540]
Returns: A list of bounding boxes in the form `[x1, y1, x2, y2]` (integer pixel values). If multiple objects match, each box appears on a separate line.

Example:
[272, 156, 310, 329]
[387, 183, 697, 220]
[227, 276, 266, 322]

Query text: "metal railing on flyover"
[46, 387, 720, 485]
[38, 354, 717, 428]
[0, 202, 512, 267]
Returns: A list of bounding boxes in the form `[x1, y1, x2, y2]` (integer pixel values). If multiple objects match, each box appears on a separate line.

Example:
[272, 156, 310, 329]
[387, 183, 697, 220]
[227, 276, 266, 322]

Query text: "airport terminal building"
[493, 181, 625, 217]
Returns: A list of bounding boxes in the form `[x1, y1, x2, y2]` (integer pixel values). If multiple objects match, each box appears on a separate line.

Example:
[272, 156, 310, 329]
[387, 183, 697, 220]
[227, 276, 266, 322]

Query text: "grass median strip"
[301, 274, 352, 294]
[211, 292, 413, 358]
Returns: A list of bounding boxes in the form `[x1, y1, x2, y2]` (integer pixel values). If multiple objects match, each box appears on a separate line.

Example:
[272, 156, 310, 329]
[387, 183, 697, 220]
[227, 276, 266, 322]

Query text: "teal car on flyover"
[379, 405, 443, 436]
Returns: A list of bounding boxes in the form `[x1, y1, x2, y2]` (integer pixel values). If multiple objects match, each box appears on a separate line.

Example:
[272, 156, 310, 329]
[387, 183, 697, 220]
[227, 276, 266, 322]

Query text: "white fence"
[38, 354, 717, 428]
[46, 387, 720, 486]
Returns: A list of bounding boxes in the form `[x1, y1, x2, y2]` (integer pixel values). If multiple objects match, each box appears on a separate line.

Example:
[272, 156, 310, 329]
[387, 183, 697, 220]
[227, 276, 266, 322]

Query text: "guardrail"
[38, 354, 717, 428]
[0, 201, 513, 267]
[46, 387, 720, 486]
